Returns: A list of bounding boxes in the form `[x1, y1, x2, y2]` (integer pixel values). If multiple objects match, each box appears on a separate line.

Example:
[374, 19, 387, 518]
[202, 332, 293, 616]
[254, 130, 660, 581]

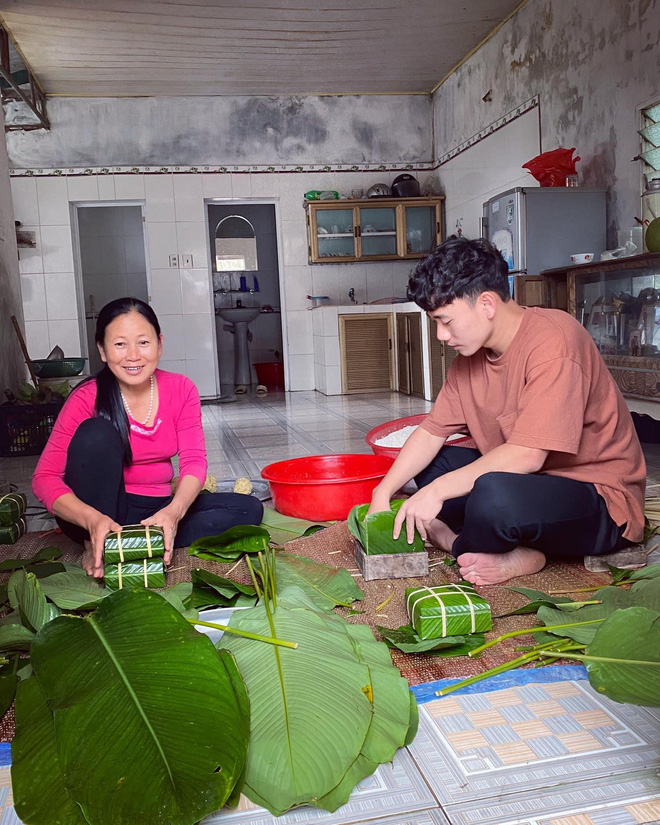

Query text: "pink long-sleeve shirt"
[33, 369, 208, 512]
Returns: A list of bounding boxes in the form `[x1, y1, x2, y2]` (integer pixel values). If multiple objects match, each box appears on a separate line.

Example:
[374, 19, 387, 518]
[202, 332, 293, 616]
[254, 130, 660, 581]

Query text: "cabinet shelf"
[540, 252, 660, 402]
[306, 196, 444, 264]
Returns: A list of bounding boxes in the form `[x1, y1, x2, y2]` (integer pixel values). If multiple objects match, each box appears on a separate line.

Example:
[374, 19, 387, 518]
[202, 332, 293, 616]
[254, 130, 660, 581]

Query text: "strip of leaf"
[496, 586, 573, 617]
[260, 506, 331, 546]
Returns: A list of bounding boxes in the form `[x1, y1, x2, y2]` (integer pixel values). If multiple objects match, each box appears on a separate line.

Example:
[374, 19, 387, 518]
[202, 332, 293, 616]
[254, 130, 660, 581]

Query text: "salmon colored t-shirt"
[421, 307, 646, 542]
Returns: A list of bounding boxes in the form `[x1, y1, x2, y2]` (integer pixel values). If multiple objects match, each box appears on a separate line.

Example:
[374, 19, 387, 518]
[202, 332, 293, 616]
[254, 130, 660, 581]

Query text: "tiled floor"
[1, 390, 659, 825]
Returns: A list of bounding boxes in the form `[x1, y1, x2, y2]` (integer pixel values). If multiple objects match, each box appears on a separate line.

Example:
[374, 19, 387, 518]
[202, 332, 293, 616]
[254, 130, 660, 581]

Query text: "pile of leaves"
[217, 549, 418, 815]
[0, 542, 417, 823]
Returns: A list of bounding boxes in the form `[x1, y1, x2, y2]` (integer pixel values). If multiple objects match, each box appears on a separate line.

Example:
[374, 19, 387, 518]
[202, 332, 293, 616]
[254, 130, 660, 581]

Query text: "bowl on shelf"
[261, 454, 394, 521]
[570, 253, 595, 264]
[366, 414, 475, 460]
[31, 358, 86, 378]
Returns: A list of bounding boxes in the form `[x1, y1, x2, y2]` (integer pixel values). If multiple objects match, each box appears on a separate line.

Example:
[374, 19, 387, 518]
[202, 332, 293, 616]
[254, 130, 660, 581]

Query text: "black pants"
[56, 417, 264, 548]
[414, 445, 632, 560]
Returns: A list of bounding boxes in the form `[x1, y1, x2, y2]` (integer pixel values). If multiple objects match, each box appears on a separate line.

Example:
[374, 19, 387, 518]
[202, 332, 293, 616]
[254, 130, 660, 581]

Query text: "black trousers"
[414, 445, 632, 560]
[56, 417, 264, 548]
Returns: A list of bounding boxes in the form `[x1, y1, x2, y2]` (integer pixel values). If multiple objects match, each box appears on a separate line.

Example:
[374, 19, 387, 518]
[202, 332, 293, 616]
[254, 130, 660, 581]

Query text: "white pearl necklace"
[121, 374, 154, 426]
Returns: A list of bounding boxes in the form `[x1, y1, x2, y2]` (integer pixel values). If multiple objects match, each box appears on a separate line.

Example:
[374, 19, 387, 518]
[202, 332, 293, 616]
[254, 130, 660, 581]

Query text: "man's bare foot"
[425, 518, 458, 553]
[457, 547, 546, 585]
[82, 541, 97, 577]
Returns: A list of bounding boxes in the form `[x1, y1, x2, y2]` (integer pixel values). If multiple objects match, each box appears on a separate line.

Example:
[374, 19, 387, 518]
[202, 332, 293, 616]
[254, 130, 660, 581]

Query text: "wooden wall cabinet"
[339, 313, 394, 393]
[396, 312, 424, 397]
[305, 197, 444, 264]
[427, 316, 458, 398]
[542, 252, 660, 402]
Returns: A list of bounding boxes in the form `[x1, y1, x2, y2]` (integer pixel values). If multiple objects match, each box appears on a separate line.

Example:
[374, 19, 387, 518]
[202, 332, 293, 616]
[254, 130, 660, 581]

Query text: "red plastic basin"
[261, 453, 394, 521]
[366, 413, 475, 459]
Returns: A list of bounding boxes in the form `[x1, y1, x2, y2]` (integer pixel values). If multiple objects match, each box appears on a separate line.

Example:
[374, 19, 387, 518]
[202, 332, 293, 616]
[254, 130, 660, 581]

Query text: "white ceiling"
[0, 0, 524, 96]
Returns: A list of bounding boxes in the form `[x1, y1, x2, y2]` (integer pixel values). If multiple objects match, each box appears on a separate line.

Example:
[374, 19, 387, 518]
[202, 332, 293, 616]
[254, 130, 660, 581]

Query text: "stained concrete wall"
[6, 95, 432, 169]
[0, 106, 24, 395]
[433, 0, 660, 244]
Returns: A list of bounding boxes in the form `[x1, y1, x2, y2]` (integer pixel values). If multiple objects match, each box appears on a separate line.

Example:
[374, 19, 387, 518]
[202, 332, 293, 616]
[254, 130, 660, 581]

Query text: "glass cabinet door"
[313, 208, 356, 260]
[358, 206, 397, 257]
[404, 205, 437, 256]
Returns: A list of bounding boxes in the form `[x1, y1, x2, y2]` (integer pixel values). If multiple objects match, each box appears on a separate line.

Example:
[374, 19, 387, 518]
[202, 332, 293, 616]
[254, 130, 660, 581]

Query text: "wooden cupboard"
[305, 197, 444, 263]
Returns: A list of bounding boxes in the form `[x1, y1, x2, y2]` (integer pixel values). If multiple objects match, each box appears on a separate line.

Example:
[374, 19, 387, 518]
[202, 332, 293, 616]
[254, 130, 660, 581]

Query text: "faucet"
[348, 288, 357, 304]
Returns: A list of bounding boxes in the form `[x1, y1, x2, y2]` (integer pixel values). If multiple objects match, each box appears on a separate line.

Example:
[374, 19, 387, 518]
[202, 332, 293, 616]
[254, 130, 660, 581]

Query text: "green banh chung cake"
[0, 492, 27, 526]
[103, 524, 166, 590]
[0, 517, 26, 546]
[405, 583, 492, 639]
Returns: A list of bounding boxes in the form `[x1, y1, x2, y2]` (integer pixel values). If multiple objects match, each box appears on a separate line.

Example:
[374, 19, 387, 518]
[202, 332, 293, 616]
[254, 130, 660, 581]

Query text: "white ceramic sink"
[217, 306, 261, 323]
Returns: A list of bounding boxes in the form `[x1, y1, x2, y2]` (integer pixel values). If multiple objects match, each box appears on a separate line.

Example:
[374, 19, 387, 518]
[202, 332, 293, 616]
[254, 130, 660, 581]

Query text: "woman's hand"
[393, 483, 445, 544]
[141, 504, 182, 565]
[84, 510, 123, 579]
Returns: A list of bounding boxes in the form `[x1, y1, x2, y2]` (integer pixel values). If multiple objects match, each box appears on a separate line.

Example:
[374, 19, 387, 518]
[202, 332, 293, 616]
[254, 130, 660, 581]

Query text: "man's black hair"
[407, 236, 510, 311]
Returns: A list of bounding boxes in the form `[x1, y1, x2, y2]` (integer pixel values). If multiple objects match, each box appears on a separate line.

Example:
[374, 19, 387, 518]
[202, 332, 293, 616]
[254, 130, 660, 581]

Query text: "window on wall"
[639, 100, 660, 230]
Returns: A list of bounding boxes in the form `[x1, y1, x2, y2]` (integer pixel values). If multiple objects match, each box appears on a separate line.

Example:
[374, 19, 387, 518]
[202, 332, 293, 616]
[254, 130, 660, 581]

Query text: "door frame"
[70, 201, 151, 370]
[204, 198, 288, 396]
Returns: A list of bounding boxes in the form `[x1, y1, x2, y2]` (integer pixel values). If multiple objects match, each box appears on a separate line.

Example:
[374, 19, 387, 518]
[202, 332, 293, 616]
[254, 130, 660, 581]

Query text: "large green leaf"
[0, 622, 35, 652]
[25, 588, 249, 825]
[188, 569, 257, 610]
[0, 546, 62, 572]
[538, 578, 660, 643]
[260, 506, 331, 546]
[218, 585, 413, 815]
[12, 677, 90, 825]
[316, 621, 415, 811]
[218, 594, 374, 815]
[606, 562, 660, 583]
[8, 571, 60, 632]
[584, 607, 660, 706]
[261, 553, 363, 611]
[348, 500, 424, 555]
[39, 569, 109, 610]
[189, 525, 270, 562]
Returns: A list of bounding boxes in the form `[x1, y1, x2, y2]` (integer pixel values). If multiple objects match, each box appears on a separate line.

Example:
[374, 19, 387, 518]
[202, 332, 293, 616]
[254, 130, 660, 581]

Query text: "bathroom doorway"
[207, 203, 284, 391]
[72, 204, 149, 374]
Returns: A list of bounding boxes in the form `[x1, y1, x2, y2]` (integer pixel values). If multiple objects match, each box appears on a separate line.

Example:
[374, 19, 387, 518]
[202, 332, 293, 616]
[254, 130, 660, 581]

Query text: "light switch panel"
[181, 254, 193, 267]
[169, 254, 179, 267]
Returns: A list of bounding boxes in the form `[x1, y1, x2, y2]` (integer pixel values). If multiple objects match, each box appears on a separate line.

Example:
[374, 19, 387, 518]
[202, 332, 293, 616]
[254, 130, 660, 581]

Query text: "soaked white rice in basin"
[374, 425, 419, 448]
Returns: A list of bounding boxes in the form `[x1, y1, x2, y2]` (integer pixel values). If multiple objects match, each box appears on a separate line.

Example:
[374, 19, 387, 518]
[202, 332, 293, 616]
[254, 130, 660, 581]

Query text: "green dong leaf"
[188, 525, 270, 561]
[8, 571, 60, 633]
[23, 588, 250, 825]
[348, 500, 424, 555]
[259, 506, 331, 546]
[584, 606, 660, 706]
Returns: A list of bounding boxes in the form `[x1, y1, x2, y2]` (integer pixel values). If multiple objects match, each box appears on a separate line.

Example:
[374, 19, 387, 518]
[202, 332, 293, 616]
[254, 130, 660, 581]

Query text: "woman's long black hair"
[87, 297, 161, 466]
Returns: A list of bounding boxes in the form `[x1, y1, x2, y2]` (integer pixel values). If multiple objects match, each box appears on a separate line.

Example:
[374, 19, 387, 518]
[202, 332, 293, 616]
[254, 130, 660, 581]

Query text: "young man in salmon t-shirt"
[368, 237, 646, 585]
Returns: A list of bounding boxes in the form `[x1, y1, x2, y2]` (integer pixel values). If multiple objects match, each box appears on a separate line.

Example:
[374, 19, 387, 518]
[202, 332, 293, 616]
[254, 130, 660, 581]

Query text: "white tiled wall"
[13, 169, 427, 396]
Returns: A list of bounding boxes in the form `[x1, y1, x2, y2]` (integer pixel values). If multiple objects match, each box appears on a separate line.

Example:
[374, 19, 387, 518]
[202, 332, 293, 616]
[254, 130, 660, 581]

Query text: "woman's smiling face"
[98, 310, 162, 390]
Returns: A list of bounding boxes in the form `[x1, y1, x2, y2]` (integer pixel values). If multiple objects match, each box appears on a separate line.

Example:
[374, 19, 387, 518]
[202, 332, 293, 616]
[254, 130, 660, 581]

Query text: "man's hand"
[393, 483, 445, 544]
[85, 511, 123, 578]
[141, 504, 182, 565]
[367, 486, 392, 516]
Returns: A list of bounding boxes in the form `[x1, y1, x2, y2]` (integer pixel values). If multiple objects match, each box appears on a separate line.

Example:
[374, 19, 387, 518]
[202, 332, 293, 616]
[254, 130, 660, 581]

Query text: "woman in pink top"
[33, 297, 262, 578]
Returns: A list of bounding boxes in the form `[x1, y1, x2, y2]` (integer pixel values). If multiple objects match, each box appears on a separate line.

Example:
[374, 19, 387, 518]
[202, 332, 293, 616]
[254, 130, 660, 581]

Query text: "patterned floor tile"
[407, 681, 660, 825]
[201, 750, 439, 825]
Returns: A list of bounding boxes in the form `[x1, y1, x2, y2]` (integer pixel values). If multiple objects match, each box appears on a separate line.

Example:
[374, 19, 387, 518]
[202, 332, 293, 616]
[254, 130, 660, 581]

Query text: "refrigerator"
[481, 187, 607, 276]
